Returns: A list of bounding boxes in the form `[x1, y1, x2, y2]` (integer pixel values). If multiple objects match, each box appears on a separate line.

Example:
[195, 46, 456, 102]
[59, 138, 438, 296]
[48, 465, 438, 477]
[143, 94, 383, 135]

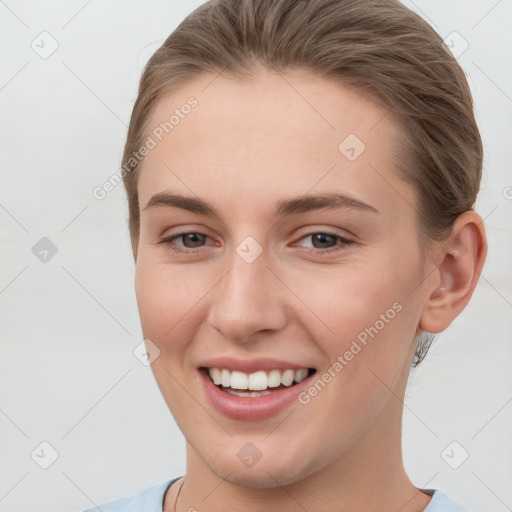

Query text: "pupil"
[184, 233, 205, 247]
[313, 233, 335, 249]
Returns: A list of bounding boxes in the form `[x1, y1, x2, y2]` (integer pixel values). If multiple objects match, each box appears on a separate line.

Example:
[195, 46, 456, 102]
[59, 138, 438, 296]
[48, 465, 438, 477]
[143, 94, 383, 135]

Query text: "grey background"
[1, 1, 511, 511]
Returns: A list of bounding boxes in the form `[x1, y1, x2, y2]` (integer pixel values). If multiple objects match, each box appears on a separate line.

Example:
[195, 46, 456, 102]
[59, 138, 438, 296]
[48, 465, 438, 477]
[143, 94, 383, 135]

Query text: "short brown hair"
[122, 0, 483, 364]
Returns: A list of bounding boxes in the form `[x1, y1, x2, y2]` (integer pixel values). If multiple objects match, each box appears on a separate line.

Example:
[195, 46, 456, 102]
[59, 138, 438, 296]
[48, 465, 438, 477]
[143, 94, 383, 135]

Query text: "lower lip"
[199, 368, 316, 421]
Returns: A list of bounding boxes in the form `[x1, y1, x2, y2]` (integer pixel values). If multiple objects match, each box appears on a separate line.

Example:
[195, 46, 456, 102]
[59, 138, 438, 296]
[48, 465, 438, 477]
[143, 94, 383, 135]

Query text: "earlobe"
[419, 211, 487, 333]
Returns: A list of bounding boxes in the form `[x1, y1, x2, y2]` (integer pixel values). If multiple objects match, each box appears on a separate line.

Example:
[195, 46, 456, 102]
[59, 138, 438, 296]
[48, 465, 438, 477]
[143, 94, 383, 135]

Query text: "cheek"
[291, 253, 420, 393]
[290, 267, 415, 451]
[134, 262, 205, 350]
[295, 258, 406, 337]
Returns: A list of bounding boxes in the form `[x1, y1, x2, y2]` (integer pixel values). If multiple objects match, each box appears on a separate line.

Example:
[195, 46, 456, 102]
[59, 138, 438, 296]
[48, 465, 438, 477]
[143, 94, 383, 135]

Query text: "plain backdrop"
[1, 1, 511, 511]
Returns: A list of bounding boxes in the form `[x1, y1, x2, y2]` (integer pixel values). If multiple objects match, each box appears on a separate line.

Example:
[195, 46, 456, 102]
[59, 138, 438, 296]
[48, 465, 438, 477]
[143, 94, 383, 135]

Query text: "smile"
[205, 367, 314, 396]
[198, 364, 318, 420]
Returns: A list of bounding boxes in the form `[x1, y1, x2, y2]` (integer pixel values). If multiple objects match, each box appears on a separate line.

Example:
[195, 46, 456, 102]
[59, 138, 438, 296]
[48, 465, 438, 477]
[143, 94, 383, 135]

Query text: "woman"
[84, 0, 486, 510]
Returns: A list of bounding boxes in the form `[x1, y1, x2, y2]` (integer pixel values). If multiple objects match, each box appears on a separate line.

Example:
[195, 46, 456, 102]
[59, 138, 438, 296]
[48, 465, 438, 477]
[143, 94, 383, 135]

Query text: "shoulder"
[423, 488, 470, 512]
[81, 477, 180, 512]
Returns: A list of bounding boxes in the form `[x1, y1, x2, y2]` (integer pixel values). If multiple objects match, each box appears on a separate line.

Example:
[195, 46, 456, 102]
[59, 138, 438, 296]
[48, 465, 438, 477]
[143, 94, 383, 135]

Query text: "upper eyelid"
[165, 231, 213, 245]
[293, 232, 354, 249]
[161, 223, 355, 239]
[163, 230, 353, 248]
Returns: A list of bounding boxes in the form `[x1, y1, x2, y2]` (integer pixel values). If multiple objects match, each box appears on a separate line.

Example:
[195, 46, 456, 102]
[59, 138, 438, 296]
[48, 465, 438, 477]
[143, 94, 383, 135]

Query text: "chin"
[201, 447, 318, 490]
[214, 466, 305, 489]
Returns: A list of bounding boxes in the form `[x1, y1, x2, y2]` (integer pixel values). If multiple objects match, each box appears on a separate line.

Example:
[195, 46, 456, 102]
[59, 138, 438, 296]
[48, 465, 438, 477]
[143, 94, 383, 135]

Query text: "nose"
[207, 245, 288, 344]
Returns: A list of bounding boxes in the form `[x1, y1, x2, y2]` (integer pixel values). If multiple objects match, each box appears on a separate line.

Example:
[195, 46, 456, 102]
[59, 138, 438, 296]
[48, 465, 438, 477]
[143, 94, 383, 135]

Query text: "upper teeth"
[208, 368, 310, 390]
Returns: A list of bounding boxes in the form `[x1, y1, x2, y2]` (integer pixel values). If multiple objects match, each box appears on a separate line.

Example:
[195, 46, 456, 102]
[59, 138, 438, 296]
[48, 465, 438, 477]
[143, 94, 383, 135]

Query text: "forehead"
[138, 67, 411, 218]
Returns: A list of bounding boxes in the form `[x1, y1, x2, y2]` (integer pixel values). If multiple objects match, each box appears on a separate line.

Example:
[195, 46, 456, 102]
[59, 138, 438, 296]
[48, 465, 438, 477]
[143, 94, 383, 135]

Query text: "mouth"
[197, 356, 320, 420]
[200, 366, 318, 397]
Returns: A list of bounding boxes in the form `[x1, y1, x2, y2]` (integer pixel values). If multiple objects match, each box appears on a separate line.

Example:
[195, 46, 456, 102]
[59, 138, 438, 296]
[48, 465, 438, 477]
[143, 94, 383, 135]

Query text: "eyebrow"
[143, 191, 379, 218]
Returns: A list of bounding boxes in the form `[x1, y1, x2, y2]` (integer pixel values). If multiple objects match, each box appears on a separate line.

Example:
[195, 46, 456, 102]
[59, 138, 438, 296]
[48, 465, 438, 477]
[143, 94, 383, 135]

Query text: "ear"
[419, 211, 487, 333]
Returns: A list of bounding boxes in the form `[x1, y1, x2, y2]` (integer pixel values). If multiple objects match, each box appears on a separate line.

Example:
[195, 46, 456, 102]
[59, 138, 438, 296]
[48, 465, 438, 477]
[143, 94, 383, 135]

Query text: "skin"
[133, 66, 487, 512]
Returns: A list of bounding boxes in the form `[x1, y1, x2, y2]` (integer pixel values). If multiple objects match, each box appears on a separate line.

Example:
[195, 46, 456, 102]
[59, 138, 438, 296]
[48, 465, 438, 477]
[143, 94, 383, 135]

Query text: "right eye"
[158, 232, 213, 252]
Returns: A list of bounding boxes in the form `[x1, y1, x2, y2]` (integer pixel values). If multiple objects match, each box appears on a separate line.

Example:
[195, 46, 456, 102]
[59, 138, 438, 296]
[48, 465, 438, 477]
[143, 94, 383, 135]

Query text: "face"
[134, 67, 430, 487]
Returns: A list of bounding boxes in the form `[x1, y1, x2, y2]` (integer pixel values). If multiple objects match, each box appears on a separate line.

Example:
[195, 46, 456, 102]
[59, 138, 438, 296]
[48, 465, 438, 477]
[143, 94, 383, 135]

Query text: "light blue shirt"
[82, 477, 470, 511]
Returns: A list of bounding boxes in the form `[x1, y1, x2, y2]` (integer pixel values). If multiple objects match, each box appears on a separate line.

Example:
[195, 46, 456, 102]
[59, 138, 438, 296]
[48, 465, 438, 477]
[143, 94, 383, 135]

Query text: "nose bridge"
[208, 241, 286, 342]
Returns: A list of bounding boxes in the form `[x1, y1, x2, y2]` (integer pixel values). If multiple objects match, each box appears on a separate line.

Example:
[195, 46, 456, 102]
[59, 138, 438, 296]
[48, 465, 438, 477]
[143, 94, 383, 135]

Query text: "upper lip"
[199, 356, 315, 374]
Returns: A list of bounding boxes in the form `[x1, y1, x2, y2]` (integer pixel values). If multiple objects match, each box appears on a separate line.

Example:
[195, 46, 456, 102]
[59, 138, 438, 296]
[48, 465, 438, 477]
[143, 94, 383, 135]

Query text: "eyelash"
[157, 231, 355, 255]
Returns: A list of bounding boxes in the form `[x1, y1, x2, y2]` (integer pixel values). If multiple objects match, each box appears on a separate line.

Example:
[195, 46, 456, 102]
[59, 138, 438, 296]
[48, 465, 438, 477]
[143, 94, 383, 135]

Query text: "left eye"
[295, 232, 354, 253]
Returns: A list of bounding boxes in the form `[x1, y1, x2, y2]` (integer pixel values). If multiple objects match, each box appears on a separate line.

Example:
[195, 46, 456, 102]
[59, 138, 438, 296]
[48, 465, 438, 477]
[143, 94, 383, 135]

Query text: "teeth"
[231, 371, 249, 390]
[267, 369, 282, 388]
[207, 367, 310, 390]
[249, 371, 268, 390]
[225, 389, 274, 397]
[221, 369, 231, 387]
[281, 369, 295, 386]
